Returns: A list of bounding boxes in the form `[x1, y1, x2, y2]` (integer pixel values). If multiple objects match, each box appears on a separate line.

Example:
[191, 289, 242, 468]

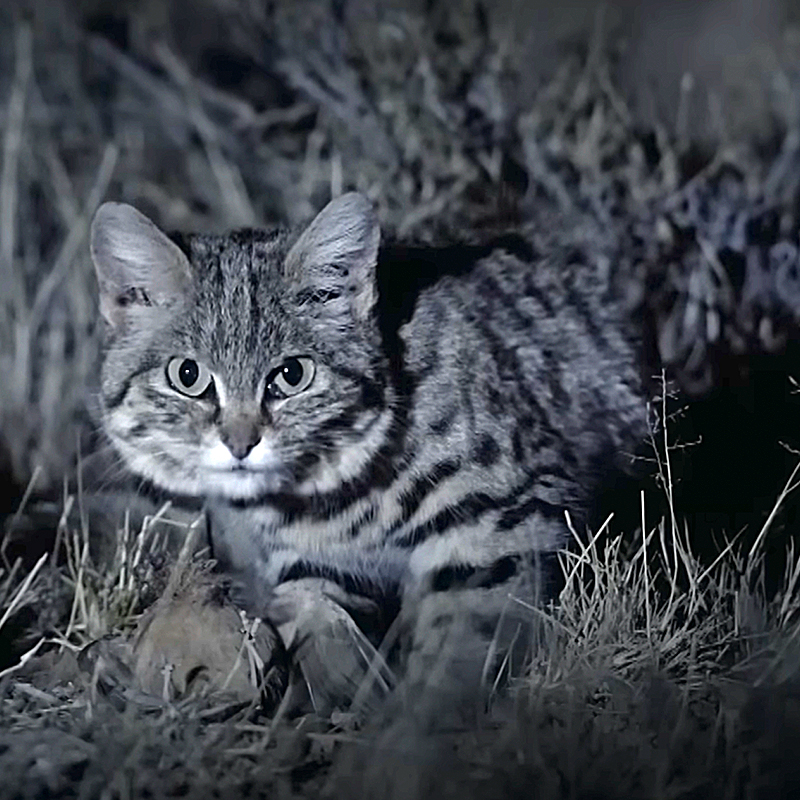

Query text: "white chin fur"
[115, 436, 282, 500]
[201, 469, 282, 500]
[199, 438, 284, 498]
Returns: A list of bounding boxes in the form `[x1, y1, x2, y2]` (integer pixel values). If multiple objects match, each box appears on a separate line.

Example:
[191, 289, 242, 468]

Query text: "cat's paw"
[266, 578, 395, 714]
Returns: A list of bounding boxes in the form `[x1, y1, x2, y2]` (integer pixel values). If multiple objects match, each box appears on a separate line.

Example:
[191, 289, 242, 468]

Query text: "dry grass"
[3, 0, 800, 797]
[4, 403, 799, 798]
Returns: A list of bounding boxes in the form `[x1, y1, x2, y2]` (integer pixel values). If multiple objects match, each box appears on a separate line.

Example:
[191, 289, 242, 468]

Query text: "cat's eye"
[166, 357, 214, 398]
[266, 357, 315, 399]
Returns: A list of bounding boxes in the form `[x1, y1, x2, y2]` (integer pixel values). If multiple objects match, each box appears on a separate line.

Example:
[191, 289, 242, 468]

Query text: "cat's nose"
[220, 418, 261, 460]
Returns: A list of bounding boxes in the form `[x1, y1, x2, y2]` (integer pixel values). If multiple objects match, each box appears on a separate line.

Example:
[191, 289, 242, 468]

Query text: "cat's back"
[389, 232, 648, 482]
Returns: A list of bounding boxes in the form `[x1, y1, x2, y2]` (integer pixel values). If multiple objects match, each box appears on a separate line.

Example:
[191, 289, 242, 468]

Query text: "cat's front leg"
[213, 516, 406, 713]
[265, 578, 395, 714]
[396, 548, 556, 721]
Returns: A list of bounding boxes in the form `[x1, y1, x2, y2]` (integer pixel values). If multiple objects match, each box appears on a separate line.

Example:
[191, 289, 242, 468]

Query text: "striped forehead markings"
[247, 248, 262, 351]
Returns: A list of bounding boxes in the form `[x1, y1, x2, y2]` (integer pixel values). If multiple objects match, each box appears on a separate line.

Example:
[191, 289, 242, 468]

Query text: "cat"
[90, 192, 653, 712]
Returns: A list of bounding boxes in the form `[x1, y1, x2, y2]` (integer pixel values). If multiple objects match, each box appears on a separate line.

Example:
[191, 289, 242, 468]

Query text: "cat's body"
[91, 194, 649, 709]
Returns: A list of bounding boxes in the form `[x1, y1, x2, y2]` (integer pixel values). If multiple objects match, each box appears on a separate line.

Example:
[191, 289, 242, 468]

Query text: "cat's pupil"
[282, 359, 303, 386]
[179, 359, 199, 387]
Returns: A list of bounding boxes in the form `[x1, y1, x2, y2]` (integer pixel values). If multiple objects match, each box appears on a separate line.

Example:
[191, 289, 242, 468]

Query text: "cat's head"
[90, 193, 392, 500]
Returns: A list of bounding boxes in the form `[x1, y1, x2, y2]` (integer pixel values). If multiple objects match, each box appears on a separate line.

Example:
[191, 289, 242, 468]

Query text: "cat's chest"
[207, 490, 391, 574]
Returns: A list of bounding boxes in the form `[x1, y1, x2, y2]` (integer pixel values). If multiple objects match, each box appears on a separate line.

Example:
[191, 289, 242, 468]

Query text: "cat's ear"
[284, 193, 380, 325]
[90, 202, 193, 329]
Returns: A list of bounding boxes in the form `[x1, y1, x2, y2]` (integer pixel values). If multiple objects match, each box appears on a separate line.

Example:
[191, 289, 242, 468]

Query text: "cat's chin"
[200, 467, 284, 501]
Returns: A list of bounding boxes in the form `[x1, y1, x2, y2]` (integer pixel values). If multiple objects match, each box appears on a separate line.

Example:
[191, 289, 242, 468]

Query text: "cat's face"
[91, 194, 391, 500]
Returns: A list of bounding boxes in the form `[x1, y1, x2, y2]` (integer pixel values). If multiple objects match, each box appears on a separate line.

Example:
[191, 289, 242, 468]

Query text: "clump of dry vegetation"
[3, 0, 800, 797]
[3, 397, 800, 798]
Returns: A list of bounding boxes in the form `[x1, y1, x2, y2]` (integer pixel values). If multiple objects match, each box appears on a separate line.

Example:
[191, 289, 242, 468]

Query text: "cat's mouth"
[201, 463, 287, 499]
[197, 439, 286, 498]
[205, 463, 275, 481]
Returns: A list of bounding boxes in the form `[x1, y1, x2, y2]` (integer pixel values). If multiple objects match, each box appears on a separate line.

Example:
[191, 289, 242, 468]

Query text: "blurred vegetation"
[2, 0, 800, 797]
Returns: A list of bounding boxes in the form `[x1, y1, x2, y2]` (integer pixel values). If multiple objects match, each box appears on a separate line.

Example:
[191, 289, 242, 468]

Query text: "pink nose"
[220, 419, 261, 460]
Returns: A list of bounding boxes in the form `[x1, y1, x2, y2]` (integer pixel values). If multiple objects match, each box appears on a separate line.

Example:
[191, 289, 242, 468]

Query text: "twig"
[153, 42, 256, 227]
[233, 101, 315, 132]
[748, 459, 800, 573]
[0, 551, 48, 632]
[0, 21, 33, 307]
[87, 35, 201, 136]
[1, 464, 41, 571]
[14, 143, 118, 402]
[397, 178, 470, 237]
[29, 80, 80, 227]
[641, 491, 652, 648]
[0, 636, 47, 680]
[277, 54, 398, 169]
[164, 512, 206, 598]
[518, 117, 574, 213]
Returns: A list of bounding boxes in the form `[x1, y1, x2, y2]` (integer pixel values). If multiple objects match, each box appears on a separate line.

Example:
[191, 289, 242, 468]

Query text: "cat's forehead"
[184, 228, 297, 314]
[174, 228, 308, 385]
[187, 228, 292, 282]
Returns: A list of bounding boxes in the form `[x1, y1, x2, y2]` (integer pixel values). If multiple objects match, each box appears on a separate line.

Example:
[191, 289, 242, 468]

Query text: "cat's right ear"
[90, 203, 192, 329]
[284, 193, 380, 326]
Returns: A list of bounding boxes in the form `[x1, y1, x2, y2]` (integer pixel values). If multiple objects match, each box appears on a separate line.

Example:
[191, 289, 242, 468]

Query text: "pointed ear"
[284, 193, 380, 325]
[90, 202, 193, 329]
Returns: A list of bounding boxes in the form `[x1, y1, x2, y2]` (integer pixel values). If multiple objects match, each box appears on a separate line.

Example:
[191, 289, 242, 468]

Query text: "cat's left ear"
[284, 192, 380, 324]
